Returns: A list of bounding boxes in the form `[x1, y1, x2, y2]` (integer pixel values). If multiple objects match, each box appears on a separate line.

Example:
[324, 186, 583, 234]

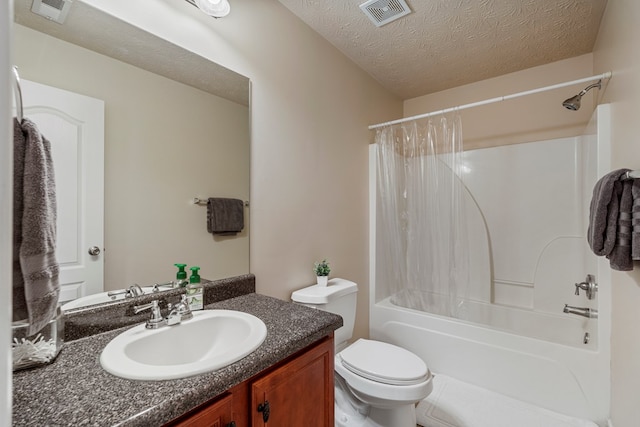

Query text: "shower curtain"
[376, 113, 470, 318]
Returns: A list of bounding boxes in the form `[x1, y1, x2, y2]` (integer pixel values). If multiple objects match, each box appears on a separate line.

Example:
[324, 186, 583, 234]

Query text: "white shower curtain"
[376, 113, 470, 318]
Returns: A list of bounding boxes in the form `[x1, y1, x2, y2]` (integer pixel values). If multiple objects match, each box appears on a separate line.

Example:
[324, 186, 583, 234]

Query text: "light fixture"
[192, 0, 230, 18]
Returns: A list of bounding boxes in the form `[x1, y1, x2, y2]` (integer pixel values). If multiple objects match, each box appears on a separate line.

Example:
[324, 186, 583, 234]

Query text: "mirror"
[13, 1, 250, 311]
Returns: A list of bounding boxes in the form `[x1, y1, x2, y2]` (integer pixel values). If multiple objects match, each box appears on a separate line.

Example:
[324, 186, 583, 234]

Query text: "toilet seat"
[335, 339, 433, 407]
[338, 339, 429, 386]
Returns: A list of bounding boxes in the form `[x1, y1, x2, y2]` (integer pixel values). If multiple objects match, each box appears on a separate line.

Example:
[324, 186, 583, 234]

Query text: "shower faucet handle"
[574, 274, 598, 300]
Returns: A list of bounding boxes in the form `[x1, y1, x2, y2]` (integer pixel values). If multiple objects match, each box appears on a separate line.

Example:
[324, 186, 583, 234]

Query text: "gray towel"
[587, 168, 630, 256]
[608, 180, 633, 271]
[207, 198, 244, 236]
[13, 118, 60, 335]
[632, 180, 640, 260]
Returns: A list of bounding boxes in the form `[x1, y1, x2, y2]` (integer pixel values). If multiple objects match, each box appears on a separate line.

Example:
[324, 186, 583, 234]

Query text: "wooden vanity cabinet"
[250, 335, 334, 426]
[170, 392, 235, 427]
[168, 335, 334, 427]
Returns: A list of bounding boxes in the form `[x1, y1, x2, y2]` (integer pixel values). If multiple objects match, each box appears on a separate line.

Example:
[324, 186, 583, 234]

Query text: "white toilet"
[292, 278, 433, 427]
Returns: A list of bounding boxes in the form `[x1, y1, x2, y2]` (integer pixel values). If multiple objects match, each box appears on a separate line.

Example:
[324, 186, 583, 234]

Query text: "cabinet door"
[251, 338, 334, 426]
[170, 392, 235, 427]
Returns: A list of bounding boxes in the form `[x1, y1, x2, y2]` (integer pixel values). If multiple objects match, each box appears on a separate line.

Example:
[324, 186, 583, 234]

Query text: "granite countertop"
[13, 293, 342, 426]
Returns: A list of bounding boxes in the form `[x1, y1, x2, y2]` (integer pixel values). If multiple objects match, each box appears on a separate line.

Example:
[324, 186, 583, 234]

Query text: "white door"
[21, 79, 104, 302]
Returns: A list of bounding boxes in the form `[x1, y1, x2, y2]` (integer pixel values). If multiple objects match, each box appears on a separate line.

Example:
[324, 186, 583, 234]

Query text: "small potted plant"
[313, 259, 331, 286]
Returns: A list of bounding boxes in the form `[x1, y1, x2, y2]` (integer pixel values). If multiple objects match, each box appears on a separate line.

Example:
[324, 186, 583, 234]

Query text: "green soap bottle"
[174, 263, 188, 287]
[187, 266, 203, 310]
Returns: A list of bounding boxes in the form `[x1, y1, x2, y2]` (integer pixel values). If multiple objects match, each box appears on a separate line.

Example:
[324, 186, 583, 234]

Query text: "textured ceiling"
[278, 0, 608, 99]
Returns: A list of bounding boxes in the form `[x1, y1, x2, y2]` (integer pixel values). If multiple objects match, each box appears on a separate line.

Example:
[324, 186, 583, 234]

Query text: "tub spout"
[563, 304, 598, 319]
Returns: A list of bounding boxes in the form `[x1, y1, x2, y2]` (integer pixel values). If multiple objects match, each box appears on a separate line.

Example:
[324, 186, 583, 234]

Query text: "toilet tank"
[291, 278, 358, 350]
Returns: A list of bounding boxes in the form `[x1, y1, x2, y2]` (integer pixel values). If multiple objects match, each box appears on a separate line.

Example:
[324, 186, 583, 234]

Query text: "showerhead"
[562, 80, 602, 111]
[562, 94, 582, 111]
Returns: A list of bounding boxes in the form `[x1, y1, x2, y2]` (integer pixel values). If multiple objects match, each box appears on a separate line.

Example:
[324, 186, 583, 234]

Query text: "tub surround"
[13, 279, 342, 426]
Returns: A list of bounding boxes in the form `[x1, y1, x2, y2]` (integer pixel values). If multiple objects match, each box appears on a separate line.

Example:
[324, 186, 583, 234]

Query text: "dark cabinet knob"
[257, 400, 270, 422]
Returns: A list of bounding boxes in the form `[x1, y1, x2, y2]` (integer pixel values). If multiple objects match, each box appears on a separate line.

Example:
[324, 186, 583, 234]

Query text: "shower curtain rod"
[368, 71, 612, 130]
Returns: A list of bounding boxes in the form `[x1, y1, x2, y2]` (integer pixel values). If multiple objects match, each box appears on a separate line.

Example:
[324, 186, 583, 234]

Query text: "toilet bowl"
[334, 338, 433, 426]
[291, 279, 433, 427]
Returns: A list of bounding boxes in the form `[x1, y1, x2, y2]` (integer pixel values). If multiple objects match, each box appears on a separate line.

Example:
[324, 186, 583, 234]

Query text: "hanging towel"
[608, 179, 633, 271]
[632, 180, 640, 260]
[13, 117, 60, 335]
[587, 168, 630, 257]
[207, 198, 244, 236]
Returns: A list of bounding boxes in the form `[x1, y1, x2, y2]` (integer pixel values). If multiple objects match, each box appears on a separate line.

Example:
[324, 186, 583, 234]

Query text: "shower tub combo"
[368, 105, 611, 425]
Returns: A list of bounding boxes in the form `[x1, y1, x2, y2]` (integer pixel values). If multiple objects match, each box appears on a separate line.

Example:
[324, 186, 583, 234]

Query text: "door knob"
[88, 246, 101, 256]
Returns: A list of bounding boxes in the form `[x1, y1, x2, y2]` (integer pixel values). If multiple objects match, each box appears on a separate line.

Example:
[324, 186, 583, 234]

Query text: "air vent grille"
[31, 0, 73, 24]
[359, 0, 412, 27]
[42, 0, 66, 11]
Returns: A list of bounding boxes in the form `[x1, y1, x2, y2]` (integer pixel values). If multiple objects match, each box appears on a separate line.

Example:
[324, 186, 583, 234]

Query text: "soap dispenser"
[187, 266, 203, 311]
[174, 263, 188, 288]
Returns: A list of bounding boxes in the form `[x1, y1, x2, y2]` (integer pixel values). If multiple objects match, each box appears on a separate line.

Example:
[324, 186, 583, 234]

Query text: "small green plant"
[313, 259, 331, 276]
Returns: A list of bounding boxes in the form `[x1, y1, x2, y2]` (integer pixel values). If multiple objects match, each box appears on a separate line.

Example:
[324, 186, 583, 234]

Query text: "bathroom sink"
[100, 309, 267, 380]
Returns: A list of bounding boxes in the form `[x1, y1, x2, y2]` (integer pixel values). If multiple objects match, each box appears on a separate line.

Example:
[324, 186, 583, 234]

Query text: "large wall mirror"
[13, 1, 250, 310]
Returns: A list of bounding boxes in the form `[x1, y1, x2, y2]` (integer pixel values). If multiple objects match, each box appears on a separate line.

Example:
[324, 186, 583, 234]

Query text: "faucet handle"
[178, 294, 193, 319]
[133, 300, 166, 329]
[152, 281, 175, 292]
[133, 299, 158, 314]
[574, 274, 598, 300]
[166, 294, 193, 325]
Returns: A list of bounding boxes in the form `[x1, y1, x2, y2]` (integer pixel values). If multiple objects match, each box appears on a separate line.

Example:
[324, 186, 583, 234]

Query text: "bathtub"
[367, 105, 612, 426]
[388, 289, 599, 350]
[370, 289, 610, 425]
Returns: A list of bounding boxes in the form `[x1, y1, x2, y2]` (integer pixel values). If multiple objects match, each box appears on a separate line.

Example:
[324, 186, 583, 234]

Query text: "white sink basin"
[100, 309, 267, 381]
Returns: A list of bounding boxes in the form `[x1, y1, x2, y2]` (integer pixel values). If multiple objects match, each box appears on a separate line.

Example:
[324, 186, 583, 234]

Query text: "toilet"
[292, 278, 433, 427]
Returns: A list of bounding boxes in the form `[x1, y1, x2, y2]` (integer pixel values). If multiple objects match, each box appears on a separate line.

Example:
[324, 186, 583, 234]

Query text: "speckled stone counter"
[13, 293, 342, 426]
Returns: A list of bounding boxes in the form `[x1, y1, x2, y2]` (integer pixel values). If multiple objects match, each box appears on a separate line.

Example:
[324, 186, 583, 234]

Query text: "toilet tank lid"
[291, 278, 357, 304]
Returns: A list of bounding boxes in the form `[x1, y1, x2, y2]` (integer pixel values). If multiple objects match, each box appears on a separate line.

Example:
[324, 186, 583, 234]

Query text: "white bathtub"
[370, 294, 610, 425]
[389, 289, 599, 349]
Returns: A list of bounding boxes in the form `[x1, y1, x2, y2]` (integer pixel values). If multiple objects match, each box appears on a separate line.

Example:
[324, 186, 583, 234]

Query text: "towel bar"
[622, 170, 640, 180]
[193, 197, 249, 207]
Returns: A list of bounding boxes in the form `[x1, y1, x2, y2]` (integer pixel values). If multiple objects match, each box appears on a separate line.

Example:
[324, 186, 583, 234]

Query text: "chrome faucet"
[152, 281, 175, 292]
[166, 295, 193, 326]
[563, 304, 598, 319]
[134, 300, 166, 329]
[108, 284, 145, 299]
[134, 295, 193, 329]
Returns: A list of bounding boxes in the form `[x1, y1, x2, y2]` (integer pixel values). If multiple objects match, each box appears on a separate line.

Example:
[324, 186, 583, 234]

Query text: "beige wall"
[404, 54, 594, 150]
[81, 0, 402, 341]
[13, 24, 250, 288]
[593, 0, 640, 425]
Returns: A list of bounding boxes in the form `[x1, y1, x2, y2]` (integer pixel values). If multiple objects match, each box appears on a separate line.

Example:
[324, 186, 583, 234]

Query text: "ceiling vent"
[31, 0, 73, 24]
[359, 0, 412, 27]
